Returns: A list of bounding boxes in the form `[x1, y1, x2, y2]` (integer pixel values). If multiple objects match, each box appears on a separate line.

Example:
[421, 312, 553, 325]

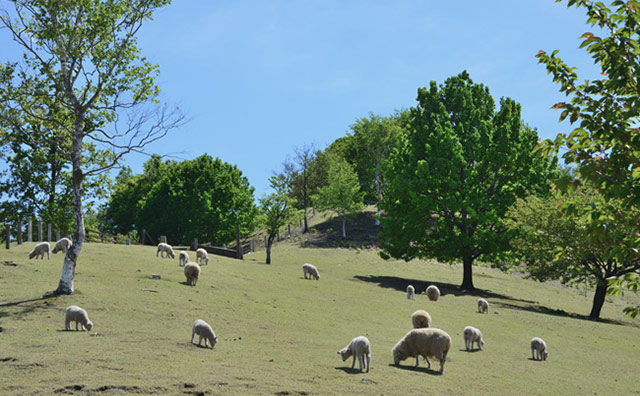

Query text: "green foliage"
[259, 175, 301, 264]
[136, 154, 258, 245]
[380, 71, 557, 290]
[537, 0, 640, 317]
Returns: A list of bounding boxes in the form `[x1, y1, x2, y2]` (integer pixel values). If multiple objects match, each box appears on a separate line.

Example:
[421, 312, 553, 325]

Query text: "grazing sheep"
[65, 305, 93, 331]
[178, 251, 189, 266]
[411, 310, 432, 329]
[302, 263, 320, 280]
[426, 285, 440, 302]
[338, 336, 371, 373]
[478, 298, 489, 314]
[184, 262, 201, 286]
[196, 248, 209, 265]
[28, 242, 50, 260]
[463, 326, 484, 351]
[191, 319, 217, 348]
[530, 337, 549, 361]
[392, 328, 451, 373]
[52, 237, 72, 254]
[406, 285, 416, 300]
[156, 242, 175, 259]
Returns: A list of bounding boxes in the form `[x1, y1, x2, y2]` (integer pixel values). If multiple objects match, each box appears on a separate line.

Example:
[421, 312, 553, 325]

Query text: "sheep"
[156, 242, 175, 259]
[196, 248, 209, 265]
[64, 305, 93, 331]
[392, 328, 451, 373]
[191, 319, 217, 348]
[411, 310, 432, 329]
[337, 336, 371, 373]
[302, 263, 320, 280]
[426, 285, 440, 301]
[184, 262, 201, 286]
[178, 251, 189, 267]
[478, 298, 489, 314]
[463, 326, 484, 351]
[52, 237, 72, 254]
[28, 242, 50, 260]
[406, 285, 415, 300]
[530, 337, 549, 361]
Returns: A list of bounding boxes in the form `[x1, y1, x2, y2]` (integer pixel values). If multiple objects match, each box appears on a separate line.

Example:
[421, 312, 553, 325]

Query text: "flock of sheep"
[26, 238, 549, 376]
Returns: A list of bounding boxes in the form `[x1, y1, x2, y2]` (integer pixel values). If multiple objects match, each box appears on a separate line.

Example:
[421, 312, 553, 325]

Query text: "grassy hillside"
[1, 238, 639, 395]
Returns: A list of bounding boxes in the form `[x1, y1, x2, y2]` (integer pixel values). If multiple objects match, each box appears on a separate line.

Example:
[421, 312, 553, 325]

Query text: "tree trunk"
[375, 172, 381, 226]
[460, 255, 475, 290]
[589, 280, 608, 319]
[342, 216, 346, 239]
[56, 127, 85, 295]
[266, 235, 273, 264]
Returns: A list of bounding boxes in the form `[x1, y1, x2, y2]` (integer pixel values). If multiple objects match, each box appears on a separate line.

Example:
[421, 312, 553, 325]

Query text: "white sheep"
[463, 326, 484, 351]
[178, 251, 189, 266]
[52, 237, 72, 254]
[191, 319, 217, 348]
[411, 310, 432, 329]
[392, 328, 451, 373]
[426, 285, 440, 302]
[530, 337, 549, 361]
[302, 263, 320, 280]
[28, 242, 50, 260]
[406, 285, 416, 300]
[478, 298, 489, 314]
[64, 305, 93, 331]
[338, 336, 371, 373]
[156, 242, 175, 259]
[184, 262, 201, 286]
[196, 248, 209, 265]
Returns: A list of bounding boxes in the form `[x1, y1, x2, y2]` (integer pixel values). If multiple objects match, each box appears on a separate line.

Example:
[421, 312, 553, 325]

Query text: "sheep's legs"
[366, 354, 370, 372]
[198, 335, 203, 346]
[424, 356, 431, 369]
[75, 321, 79, 331]
[351, 355, 356, 369]
[414, 356, 419, 367]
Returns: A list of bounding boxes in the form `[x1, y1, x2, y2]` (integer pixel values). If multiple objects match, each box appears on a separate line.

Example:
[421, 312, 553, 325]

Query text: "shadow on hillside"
[352, 275, 536, 303]
[300, 211, 380, 249]
[493, 301, 637, 327]
[388, 364, 442, 375]
[0, 292, 59, 319]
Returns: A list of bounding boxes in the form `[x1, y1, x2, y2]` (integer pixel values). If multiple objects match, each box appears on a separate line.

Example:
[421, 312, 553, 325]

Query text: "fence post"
[141, 229, 146, 245]
[192, 238, 198, 250]
[28, 218, 32, 242]
[38, 220, 43, 242]
[56, 228, 60, 241]
[159, 235, 167, 244]
[47, 223, 52, 242]
[5, 221, 10, 249]
[17, 220, 22, 245]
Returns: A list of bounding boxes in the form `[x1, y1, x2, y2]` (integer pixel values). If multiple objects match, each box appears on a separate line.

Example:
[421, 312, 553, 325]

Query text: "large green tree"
[537, 0, 640, 317]
[0, 0, 181, 294]
[380, 72, 556, 290]
[259, 173, 300, 264]
[136, 154, 258, 245]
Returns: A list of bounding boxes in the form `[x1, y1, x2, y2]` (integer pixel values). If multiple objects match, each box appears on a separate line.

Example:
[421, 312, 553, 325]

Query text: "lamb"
[52, 237, 72, 254]
[196, 248, 209, 265]
[178, 251, 189, 266]
[28, 242, 50, 260]
[392, 328, 451, 373]
[426, 285, 440, 301]
[530, 337, 549, 361]
[478, 298, 489, 314]
[156, 242, 176, 259]
[184, 262, 201, 286]
[191, 319, 217, 348]
[302, 263, 320, 280]
[463, 326, 484, 351]
[406, 285, 415, 300]
[411, 310, 432, 329]
[64, 305, 93, 331]
[337, 336, 371, 373]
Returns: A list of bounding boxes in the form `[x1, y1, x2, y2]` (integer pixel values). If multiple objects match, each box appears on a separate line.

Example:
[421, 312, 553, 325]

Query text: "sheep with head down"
[411, 310, 432, 329]
[477, 298, 489, 314]
[463, 326, 484, 351]
[338, 336, 371, 372]
[406, 285, 415, 300]
[65, 305, 93, 331]
[302, 263, 320, 280]
[156, 242, 175, 259]
[52, 237, 72, 254]
[196, 248, 209, 265]
[28, 242, 50, 260]
[426, 285, 440, 302]
[530, 337, 549, 361]
[392, 328, 451, 373]
[178, 251, 189, 266]
[184, 262, 201, 286]
[191, 319, 217, 348]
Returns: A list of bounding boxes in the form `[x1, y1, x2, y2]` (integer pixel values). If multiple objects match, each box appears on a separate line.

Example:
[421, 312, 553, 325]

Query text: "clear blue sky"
[1, 1, 602, 199]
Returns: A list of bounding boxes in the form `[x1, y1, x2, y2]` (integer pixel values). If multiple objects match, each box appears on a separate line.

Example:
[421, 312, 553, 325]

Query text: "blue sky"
[1, 1, 602, 199]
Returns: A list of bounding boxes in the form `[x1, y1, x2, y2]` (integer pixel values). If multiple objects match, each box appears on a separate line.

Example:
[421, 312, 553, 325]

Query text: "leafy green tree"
[313, 156, 364, 239]
[537, 0, 640, 316]
[0, 0, 182, 294]
[259, 174, 300, 264]
[136, 154, 258, 245]
[505, 187, 640, 319]
[380, 72, 556, 290]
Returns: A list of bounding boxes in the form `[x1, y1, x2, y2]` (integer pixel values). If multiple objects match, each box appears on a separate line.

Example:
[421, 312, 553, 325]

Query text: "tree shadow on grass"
[0, 291, 59, 319]
[352, 275, 536, 303]
[493, 301, 637, 327]
[387, 364, 442, 375]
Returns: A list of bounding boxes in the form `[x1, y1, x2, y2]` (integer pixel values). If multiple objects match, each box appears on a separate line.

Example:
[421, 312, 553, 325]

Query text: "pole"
[28, 218, 32, 242]
[38, 220, 43, 242]
[17, 220, 22, 245]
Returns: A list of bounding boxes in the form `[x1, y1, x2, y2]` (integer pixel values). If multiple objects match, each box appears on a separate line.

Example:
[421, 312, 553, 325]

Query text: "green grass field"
[1, 238, 639, 395]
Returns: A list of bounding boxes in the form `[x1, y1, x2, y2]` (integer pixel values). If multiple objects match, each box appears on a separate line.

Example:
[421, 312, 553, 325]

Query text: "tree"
[293, 143, 317, 233]
[136, 154, 258, 245]
[313, 156, 364, 239]
[537, 0, 640, 316]
[380, 72, 556, 290]
[0, 0, 182, 294]
[259, 174, 300, 264]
